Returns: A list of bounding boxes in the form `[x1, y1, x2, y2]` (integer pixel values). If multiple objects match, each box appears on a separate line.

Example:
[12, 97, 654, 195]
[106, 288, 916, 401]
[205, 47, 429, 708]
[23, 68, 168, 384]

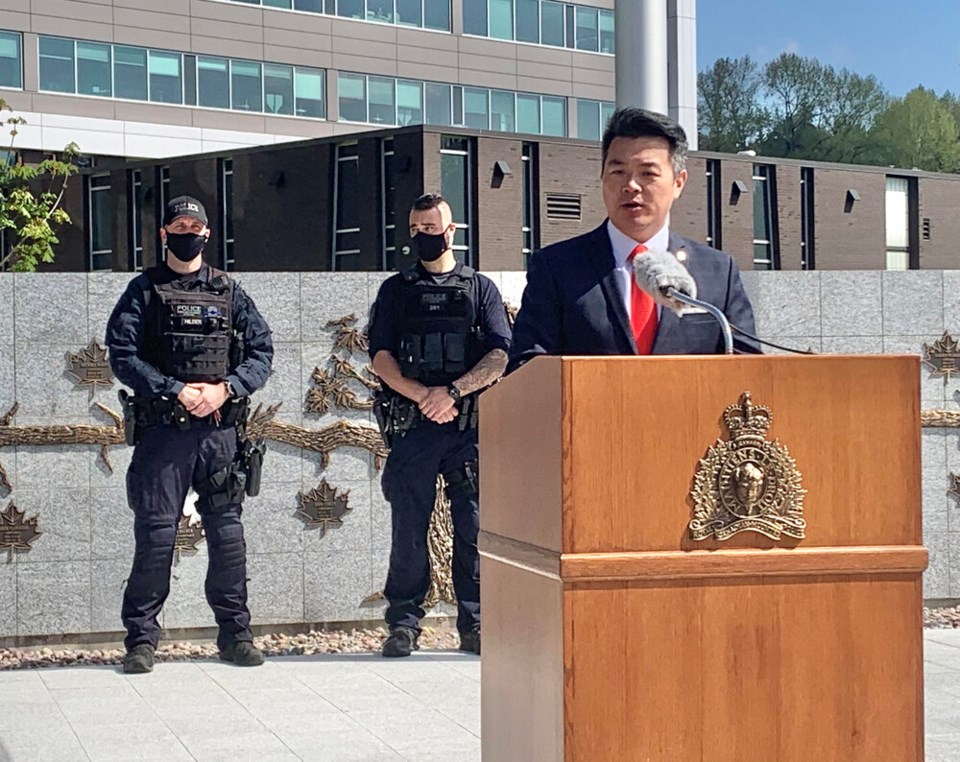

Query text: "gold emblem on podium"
[689, 392, 806, 541]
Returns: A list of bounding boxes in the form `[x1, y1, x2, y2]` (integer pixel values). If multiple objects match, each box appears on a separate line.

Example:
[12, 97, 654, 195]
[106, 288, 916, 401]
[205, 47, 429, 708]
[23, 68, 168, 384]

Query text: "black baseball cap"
[163, 195, 208, 227]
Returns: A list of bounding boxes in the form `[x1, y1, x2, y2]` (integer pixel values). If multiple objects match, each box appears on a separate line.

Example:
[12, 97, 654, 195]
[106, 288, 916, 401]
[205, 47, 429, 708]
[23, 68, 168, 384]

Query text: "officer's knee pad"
[131, 522, 177, 572]
[442, 460, 479, 500]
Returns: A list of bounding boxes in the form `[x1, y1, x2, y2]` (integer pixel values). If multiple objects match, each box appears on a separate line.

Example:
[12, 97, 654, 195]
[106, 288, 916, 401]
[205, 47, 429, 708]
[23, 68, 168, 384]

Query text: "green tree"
[697, 56, 765, 152]
[870, 87, 960, 172]
[0, 99, 79, 272]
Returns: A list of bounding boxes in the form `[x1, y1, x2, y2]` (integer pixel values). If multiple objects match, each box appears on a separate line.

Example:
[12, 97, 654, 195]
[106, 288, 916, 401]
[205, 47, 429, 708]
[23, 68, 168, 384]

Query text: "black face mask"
[413, 230, 448, 262]
[166, 232, 206, 262]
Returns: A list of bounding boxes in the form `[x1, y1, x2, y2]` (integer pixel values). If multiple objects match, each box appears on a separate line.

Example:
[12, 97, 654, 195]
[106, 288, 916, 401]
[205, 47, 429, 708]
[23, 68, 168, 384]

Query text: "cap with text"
[163, 195, 208, 227]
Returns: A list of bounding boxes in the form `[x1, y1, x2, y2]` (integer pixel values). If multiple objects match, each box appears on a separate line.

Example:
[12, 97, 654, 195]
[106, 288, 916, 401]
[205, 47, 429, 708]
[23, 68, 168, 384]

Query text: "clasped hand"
[418, 386, 459, 424]
[177, 382, 229, 422]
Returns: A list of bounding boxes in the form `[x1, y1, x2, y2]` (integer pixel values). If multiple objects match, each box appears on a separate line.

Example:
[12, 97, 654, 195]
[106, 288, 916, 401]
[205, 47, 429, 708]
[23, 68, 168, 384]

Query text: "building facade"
[26, 125, 960, 274]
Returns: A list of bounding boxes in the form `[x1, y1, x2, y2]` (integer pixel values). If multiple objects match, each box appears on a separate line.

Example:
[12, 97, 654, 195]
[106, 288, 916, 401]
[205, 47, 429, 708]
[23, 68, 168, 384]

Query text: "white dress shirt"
[606, 220, 670, 322]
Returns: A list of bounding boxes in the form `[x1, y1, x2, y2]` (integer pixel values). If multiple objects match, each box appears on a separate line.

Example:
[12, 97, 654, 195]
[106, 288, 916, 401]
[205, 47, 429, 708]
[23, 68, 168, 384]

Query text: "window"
[39, 37, 75, 94]
[77, 41, 111, 97]
[885, 176, 910, 270]
[752, 164, 779, 270]
[490, 90, 515, 132]
[574, 6, 598, 51]
[294, 67, 325, 117]
[220, 158, 235, 270]
[368, 76, 396, 124]
[228, 0, 450, 29]
[440, 136, 474, 266]
[0, 32, 22, 89]
[333, 143, 361, 270]
[88, 174, 112, 271]
[800, 167, 814, 270]
[38, 35, 325, 119]
[705, 159, 722, 251]
[338, 0, 364, 18]
[489, 0, 514, 39]
[517, 94, 540, 134]
[397, 79, 422, 126]
[464, 88, 489, 129]
[541, 96, 566, 137]
[522, 142, 539, 268]
[575, 98, 612, 140]
[425, 82, 452, 125]
[461, 1, 611, 53]
[263, 64, 293, 115]
[148, 50, 182, 104]
[396, 0, 421, 26]
[424, 0, 451, 30]
[367, 0, 394, 22]
[198, 57, 230, 108]
[231, 60, 262, 111]
[338, 73, 367, 122]
[128, 170, 143, 271]
[380, 138, 397, 270]
[155, 165, 171, 256]
[114, 46, 147, 100]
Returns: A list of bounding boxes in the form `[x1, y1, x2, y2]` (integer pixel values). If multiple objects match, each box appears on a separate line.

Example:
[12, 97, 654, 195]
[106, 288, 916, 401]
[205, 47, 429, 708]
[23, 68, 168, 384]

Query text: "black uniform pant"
[381, 419, 480, 635]
[122, 419, 252, 651]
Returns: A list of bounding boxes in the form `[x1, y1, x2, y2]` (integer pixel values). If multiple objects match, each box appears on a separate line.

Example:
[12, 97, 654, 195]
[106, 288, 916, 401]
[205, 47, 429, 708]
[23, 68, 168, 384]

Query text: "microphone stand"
[664, 287, 734, 355]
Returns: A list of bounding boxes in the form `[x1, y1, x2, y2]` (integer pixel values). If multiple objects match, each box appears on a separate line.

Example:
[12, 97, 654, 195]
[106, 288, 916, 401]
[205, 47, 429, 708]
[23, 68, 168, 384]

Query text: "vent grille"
[546, 194, 582, 220]
[922, 217, 931, 241]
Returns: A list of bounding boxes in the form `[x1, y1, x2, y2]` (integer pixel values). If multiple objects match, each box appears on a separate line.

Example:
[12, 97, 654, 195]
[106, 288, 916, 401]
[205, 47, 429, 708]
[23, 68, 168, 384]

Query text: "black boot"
[458, 627, 481, 655]
[382, 626, 419, 658]
[219, 641, 265, 667]
[123, 644, 156, 674]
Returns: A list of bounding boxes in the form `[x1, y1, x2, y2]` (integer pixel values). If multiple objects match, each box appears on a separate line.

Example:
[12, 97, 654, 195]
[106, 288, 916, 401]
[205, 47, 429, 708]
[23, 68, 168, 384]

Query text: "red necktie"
[627, 244, 658, 354]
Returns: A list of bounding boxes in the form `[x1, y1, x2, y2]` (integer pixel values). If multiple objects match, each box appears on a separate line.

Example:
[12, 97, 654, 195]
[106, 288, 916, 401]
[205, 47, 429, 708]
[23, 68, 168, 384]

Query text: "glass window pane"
[264, 0, 293, 6]
[490, 90, 515, 132]
[293, 0, 323, 9]
[424, 0, 450, 30]
[294, 67, 325, 117]
[440, 153, 467, 228]
[600, 101, 614, 132]
[397, 79, 422, 126]
[463, 0, 487, 35]
[91, 183, 112, 254]
[198, 56, 230, 109]
[231, 60, 262, 111]
[114, 46, 147, 101]
[516, 0, 538, 42]
[886, 177, 909, 248]
[542, 96, 566, 136]
[576, 7, 598, 51]
[149, 51, 182, 104]
[338, 73, 367, 122]
[367, 0, 394, 22]
[369, 76, 396, 125]
[396, 0, 421, 26]
[264, 63, 294, 115]
[541, 1, 563, 46]
[425, 82, 451, 125]
[464, 87, 489, 129]
[338, 0, 364, 18]
[489, 0, 513, 39]
[336, 156, 361, 231]
[39, 37, 75, 94]
[564, 4, 575, 47]
[183, 54, 196, 105]
[599, 10, 615, 54]
[516, 93, 539, 134]
[0, 32, 22, 89]
[577, 99, 600, 140]
[76, 41, 111, 97]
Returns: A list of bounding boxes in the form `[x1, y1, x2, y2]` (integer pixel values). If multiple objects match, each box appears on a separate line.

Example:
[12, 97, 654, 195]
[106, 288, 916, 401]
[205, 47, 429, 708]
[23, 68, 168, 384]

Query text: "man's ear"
[159, 228, 167, 244]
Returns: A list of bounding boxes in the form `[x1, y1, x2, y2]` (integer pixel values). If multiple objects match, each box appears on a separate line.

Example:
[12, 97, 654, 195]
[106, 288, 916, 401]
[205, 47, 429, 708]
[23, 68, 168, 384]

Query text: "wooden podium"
[478, 356, 925, 762]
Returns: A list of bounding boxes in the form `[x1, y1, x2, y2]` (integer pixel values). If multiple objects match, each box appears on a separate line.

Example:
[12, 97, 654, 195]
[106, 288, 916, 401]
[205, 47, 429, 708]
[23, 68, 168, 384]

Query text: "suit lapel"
[587, 222, 637, 354]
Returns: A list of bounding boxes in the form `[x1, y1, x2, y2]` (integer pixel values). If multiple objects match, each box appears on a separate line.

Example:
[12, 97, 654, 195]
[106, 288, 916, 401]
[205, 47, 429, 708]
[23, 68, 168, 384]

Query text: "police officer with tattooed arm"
[369, 193, 511, 658]
[106, 196, 273, 674]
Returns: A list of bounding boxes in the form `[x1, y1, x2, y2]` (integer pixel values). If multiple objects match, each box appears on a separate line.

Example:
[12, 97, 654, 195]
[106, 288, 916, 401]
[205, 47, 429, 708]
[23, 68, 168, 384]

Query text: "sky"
[697, 0, 960, 98]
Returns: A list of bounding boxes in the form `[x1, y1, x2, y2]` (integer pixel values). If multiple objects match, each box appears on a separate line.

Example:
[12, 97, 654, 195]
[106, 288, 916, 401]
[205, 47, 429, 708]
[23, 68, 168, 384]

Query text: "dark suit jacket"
[508, 223, 758, 371]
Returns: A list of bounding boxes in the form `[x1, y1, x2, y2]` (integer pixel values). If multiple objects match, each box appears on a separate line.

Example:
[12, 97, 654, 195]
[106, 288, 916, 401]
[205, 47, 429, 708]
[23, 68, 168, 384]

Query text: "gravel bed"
[0, 627, 460, 671]
[924, 605, 960, 629]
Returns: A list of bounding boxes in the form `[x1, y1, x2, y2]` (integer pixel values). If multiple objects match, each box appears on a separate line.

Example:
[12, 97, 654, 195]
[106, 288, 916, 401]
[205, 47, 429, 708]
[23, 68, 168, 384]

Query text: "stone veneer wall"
[0, 269, 957, 642]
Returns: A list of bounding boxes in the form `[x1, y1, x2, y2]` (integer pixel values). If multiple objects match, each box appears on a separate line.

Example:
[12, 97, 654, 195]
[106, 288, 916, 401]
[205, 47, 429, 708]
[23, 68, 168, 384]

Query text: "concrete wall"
[1, 268, 959, 643]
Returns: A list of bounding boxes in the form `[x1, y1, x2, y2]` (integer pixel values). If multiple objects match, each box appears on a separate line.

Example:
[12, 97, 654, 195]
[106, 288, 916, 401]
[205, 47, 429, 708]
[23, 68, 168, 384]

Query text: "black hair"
[601, 107, 688, 174]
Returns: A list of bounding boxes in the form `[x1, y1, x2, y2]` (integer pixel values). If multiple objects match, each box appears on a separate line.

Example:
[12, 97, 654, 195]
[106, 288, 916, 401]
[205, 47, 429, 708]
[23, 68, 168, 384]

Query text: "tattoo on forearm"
[455, 349, 508, 395]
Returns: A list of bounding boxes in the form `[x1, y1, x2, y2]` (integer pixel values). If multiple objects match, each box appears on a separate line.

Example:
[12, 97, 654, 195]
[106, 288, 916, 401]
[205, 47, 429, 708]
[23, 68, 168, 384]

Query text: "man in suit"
[509, 107, 757, 372]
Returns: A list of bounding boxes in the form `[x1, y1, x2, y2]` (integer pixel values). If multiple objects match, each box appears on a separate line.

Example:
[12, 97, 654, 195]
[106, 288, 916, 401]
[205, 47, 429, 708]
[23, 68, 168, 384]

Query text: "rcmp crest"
[689, 392, 806, 541]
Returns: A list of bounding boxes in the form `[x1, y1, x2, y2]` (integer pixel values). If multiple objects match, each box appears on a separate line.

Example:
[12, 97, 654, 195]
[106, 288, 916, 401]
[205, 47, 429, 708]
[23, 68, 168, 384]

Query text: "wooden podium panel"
[479, 356, 925, 762]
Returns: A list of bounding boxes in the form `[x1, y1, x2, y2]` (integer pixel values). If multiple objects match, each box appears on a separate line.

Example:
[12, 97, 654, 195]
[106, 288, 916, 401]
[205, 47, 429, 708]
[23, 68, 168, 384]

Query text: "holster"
[372, 388, 421, 448]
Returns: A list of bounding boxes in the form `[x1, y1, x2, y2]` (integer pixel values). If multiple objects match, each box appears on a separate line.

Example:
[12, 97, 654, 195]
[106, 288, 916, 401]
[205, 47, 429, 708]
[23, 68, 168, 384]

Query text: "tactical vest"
[396, 265, 483, 387]
[144, 266, 235, 383]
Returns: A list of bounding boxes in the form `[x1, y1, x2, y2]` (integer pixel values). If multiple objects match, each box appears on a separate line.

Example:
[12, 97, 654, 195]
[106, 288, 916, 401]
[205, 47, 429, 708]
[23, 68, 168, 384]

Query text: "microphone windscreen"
[632, 249, 699, 314]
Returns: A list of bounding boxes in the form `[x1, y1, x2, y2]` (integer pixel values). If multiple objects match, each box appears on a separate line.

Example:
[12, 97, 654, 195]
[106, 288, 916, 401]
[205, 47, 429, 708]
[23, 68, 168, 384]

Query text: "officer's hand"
[433, 407, 460, 424]
[177, 385, 203, 412]
[419, 386, 457, 422]
[184, 382, 230, 418]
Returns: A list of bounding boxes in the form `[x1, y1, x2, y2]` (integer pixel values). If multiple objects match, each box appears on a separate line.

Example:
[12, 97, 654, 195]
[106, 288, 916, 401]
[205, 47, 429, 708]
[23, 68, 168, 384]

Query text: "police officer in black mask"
[106, 195, 273, 673]
[368, 193, 512, 657]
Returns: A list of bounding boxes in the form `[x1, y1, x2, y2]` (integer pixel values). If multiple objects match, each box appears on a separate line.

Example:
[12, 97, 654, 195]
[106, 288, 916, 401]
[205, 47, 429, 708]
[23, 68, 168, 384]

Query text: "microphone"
[631, 249, 735, 355]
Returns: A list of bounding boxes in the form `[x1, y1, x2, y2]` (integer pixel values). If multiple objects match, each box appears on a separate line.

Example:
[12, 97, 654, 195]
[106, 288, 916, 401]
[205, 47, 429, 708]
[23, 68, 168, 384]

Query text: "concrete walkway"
[0, 630, 957, 761]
